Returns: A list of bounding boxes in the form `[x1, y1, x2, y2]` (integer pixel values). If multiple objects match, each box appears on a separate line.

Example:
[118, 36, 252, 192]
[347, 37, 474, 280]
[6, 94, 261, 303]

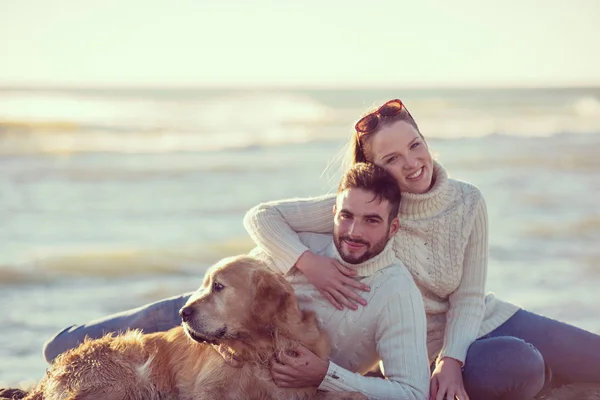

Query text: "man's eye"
[213, 282, 224, 292]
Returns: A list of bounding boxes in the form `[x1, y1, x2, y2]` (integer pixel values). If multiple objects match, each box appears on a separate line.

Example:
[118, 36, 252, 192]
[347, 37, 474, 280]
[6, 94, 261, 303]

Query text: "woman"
[243, 99, 600, 400]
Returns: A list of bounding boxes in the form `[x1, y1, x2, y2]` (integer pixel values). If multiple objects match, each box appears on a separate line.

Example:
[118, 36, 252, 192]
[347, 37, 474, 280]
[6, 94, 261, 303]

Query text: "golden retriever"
[22, 255, 366, 400]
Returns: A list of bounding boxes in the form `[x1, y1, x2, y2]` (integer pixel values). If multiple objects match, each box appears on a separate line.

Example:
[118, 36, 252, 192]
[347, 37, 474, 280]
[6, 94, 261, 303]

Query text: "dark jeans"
[463, 309, 600, 399]
[43, 297, 600, 400]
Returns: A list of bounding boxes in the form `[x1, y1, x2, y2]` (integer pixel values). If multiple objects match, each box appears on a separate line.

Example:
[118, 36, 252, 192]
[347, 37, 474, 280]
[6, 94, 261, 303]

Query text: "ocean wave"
[2, 127, 600, 157]
[2, 89, 600, 155]
[584, 256, 600, 273]
[522, 216, 600, 240]
[452, 151, 600, 172]
[0, 267, 49, 285]
[1, 237, 255, 285]
[0, 129, 327, 156]
[573, 96, 600, 116]
[0, 90, 334, 133]
[0, 89, 337, 155]
[445, 131, 600, 172]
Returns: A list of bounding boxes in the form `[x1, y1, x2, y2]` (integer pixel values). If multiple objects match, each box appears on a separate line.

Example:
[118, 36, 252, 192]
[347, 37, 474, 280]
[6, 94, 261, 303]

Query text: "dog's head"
[180, 255, 300, 345]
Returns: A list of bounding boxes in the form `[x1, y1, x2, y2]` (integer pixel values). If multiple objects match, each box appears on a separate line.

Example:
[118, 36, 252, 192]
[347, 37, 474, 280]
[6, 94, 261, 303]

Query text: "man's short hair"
[337, 163, 401, 220]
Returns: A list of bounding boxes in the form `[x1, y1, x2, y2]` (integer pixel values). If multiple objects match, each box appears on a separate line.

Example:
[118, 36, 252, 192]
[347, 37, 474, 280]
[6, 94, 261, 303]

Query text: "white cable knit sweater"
[251, 232, 430, 400]
[244, 161, 520, 365]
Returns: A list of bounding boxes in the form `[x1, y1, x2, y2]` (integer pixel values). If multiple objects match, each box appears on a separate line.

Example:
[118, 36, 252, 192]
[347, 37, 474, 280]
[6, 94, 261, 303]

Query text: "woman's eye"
[386, 156, 397, 164]
[213, 282, 224, 292]
[410, 142, 421, 150]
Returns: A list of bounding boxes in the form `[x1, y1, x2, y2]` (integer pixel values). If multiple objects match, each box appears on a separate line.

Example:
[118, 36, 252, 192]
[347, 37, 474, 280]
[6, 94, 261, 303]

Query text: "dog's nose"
[179, 306, 194, 322]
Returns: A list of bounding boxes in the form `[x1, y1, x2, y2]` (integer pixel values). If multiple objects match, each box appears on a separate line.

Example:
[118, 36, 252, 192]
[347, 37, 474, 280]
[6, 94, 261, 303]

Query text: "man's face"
[333, 188, 399, 264]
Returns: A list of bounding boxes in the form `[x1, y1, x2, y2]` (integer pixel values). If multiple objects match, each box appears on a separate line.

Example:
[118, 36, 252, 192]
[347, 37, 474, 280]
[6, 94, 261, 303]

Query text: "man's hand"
[270, 345, 329, 388]
[296, 251, 370, 310]
[429, 357, 470, 400]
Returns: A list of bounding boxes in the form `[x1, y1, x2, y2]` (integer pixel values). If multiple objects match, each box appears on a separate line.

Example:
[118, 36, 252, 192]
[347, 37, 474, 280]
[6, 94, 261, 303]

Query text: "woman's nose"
[404, 154, 418, 169]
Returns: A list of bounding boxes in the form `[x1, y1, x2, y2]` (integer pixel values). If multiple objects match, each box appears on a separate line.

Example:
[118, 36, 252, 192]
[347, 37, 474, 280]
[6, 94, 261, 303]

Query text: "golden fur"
[24, 255, 366, 400]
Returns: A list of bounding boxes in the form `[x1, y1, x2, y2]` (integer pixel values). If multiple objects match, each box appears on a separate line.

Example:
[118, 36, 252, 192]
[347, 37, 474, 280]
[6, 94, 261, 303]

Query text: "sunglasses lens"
[355, 114, 379, 133]
[379, 100, 403, 117]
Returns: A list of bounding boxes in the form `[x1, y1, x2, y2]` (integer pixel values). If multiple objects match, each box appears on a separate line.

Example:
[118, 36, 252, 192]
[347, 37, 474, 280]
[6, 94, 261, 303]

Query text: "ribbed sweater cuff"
[318, 361, 356, 392]
[480, 301, 521, 337]
[438, 302, 522, 364]
[438, 338, 471, 365]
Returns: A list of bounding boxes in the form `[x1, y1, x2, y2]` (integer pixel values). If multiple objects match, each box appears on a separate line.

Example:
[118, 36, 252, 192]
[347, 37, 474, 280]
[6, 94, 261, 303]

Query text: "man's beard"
[334, 227, 390, 265]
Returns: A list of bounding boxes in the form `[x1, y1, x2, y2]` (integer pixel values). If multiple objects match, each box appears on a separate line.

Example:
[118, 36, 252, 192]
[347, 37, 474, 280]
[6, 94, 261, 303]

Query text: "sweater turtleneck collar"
[325, 238, 397, 277]
[399, 161, 454, 220]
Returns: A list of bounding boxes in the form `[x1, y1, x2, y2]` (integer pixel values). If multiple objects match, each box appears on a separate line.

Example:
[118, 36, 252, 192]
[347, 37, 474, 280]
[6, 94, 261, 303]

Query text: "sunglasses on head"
[354, 99, 407, 137]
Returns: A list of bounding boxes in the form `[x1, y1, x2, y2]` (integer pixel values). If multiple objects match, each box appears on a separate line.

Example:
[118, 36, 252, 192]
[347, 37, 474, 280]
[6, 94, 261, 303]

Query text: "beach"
[1, 87, 600, 388]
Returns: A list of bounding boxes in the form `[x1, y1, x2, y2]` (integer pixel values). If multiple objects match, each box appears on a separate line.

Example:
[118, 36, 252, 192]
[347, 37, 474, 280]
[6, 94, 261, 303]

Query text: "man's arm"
[243, 195, 336, 274]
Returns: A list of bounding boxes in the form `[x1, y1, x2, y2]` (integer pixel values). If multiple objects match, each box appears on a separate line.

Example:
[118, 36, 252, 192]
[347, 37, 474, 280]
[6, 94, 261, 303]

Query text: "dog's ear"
[251, 268, 298, 328]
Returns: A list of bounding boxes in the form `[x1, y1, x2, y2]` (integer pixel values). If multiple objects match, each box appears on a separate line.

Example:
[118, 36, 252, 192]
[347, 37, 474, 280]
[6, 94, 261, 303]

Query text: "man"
[250, 162, 429, 399]
[43, 163, 429, 400]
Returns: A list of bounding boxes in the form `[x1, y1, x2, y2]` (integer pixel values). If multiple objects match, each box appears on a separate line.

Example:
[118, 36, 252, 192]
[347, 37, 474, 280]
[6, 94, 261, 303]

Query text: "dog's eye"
[212, 281, 224, 292]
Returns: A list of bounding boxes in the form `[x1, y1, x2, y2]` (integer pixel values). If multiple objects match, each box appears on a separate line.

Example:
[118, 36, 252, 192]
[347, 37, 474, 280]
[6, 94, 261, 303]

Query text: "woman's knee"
[464, 336, 546, 400]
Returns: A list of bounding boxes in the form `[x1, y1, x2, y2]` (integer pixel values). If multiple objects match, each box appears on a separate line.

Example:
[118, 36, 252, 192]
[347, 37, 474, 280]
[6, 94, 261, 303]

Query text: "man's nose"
[179, 306, 195, 322]
[348, 221, 362, 237]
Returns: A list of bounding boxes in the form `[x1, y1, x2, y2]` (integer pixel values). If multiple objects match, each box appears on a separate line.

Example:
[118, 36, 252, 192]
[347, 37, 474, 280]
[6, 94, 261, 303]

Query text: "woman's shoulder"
[447, 176, 485, 205]
[443, 177, 488, 234]
[434, 162, 485, 206]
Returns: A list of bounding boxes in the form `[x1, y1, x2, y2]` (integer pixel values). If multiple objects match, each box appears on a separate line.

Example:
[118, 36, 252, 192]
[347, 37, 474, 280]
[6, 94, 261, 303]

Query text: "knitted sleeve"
[438, 196, 488, 363]
[243, 194, 336, 274]
[318, 279, 430, 400]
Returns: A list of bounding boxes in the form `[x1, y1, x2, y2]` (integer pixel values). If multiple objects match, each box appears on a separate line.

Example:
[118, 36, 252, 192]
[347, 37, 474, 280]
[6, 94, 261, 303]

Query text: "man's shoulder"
[365, 261, 418, 292]
[361, 262, 424, 319]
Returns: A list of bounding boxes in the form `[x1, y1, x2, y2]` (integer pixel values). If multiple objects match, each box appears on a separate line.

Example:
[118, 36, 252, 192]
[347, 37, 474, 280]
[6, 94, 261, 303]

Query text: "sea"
[1, 87, 599, 388]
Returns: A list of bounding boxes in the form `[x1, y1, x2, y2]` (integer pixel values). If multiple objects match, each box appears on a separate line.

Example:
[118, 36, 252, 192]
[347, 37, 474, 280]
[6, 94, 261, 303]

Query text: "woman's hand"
[296, 251, 370, 310]
[429, 357, 469, 400]
[270, 345, 329, 388]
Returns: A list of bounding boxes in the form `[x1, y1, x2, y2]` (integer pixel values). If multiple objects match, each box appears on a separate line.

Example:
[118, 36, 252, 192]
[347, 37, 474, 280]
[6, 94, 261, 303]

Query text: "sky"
[1, 0, 599, 88]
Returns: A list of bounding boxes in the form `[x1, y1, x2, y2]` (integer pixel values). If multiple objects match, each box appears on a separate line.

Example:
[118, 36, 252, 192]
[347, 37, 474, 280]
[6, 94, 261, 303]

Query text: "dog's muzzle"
[183, 324, 227, 345]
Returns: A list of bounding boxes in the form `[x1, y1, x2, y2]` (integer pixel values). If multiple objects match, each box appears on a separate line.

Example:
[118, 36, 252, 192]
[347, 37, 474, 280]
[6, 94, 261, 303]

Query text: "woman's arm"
[438, 195, 488, 364]
[243, 194, 336, 274]
[318, 280, 430, 400]
[245, 195, 370, 309]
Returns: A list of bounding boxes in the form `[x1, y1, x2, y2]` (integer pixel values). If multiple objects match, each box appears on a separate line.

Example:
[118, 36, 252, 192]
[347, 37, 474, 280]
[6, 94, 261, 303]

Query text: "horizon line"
[1, 82, 599, 91]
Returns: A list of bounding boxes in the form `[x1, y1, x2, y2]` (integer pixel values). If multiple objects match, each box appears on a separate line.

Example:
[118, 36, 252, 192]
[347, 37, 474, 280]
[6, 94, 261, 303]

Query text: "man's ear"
[389, 217, 400, 238]
[332, 204, 337, 215]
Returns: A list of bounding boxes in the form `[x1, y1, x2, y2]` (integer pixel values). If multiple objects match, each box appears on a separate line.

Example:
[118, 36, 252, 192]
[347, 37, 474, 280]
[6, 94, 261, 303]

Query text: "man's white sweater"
[252, 232, 430, 400]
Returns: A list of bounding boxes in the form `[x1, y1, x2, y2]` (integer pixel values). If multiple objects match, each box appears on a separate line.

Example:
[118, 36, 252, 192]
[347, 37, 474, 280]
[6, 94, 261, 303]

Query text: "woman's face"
[366, 120, 434, 194]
